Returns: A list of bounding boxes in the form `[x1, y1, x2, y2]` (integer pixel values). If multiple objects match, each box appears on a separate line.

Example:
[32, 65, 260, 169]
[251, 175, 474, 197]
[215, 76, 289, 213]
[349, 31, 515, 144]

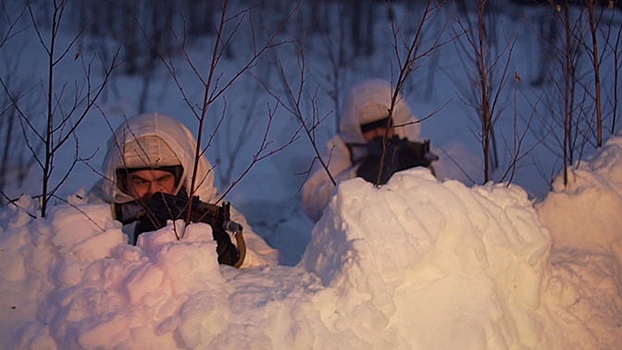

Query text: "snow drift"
[2, 135, 622, 349]
[303, 169, 553, 349]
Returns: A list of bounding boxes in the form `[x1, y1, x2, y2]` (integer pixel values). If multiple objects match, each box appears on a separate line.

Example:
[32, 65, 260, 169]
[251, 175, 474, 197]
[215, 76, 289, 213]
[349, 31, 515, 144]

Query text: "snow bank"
[538, 135, 622, 253]
[2, 152, 622, 348]
[537, 134, 622, 347]
[303, 168, 554, 349]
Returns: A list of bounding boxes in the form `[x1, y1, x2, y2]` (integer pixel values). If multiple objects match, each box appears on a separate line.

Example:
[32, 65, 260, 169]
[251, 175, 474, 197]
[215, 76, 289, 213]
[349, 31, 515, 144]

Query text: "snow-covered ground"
[1, 133, 621, 349]
[2, 1, 622, 349]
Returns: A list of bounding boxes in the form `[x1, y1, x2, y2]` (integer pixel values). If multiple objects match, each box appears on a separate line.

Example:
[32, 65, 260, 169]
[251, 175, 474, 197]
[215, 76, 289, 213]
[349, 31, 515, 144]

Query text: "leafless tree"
[305, 0, 331, 36]
[350, 0, 376, 57]
[453, 0, 515, 183]
[153, 0, 297, 203]
[374, 0, 451, 186]
[585, 0, 605, 147]
[184, 0, 218, 37]
[280, 0, 449, 187]
[525, 1, 620, 188]
[531, 8, 559, 87]
[542, 1, 591, 186]
[272, 48, 336, 186]
[604, 7, 622, 135]
[309, 1, 350, 132]
[0, 2, 27, 48]
[0, 87, 39, 202]
[1, 1, 120, 216]
[213, 72, 268, 188]
[0, 4, 32, 202]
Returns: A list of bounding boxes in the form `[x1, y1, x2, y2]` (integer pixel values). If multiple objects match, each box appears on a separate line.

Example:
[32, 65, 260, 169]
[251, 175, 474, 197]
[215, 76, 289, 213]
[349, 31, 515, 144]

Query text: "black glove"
[134, 191, 241, 266]
[209, 222, 242, 267]
[356, 136, 438, 185]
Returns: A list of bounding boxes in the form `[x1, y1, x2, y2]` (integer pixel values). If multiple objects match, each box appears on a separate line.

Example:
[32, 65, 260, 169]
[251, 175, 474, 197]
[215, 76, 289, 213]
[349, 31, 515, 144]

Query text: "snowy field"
[1, 1, 622, 349]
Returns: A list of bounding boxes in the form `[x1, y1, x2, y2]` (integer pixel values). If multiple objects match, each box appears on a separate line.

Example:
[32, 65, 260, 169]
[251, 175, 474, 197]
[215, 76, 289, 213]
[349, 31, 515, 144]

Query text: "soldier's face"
[125, 169, 176, 201]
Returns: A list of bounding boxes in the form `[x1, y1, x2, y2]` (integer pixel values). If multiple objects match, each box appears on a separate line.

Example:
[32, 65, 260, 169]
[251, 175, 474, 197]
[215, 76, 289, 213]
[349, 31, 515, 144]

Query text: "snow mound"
[538, 134, 622, 253]
[2, 160, 622, 348]
[537, 134, 622, 347]
[302, 168, 554, 349]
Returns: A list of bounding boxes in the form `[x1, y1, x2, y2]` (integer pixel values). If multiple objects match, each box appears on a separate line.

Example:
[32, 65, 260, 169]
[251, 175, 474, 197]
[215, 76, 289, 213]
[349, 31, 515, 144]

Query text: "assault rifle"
[355, 136, 439, 185]
[134, 190, 245, 267]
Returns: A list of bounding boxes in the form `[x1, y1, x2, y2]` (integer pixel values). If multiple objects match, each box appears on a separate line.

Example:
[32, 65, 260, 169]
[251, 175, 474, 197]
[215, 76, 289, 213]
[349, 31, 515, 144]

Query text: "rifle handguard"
[355, 136, 439, 185]
[134, 192, 247, 268]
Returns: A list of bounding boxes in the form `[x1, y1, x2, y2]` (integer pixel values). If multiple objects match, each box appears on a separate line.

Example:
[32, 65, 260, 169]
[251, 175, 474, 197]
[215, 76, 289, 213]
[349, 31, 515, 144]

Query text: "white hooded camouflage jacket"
[302, 79, 422, 222]
[89, 113, 278, 268]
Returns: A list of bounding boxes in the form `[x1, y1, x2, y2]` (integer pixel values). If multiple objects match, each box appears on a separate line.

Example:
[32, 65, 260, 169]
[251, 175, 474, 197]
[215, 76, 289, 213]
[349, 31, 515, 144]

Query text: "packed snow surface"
[1, 134, 622, 349]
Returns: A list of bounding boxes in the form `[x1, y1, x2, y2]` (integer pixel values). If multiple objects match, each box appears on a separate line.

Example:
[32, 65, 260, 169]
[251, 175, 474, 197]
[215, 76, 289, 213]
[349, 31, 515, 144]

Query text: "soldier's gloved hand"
[211, 225, 240, 266]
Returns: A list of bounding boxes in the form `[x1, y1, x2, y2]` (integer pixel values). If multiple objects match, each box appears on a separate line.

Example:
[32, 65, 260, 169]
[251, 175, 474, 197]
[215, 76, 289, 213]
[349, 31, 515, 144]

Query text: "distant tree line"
[509, 0, 621, 9]
[71, 0, 389, 75]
